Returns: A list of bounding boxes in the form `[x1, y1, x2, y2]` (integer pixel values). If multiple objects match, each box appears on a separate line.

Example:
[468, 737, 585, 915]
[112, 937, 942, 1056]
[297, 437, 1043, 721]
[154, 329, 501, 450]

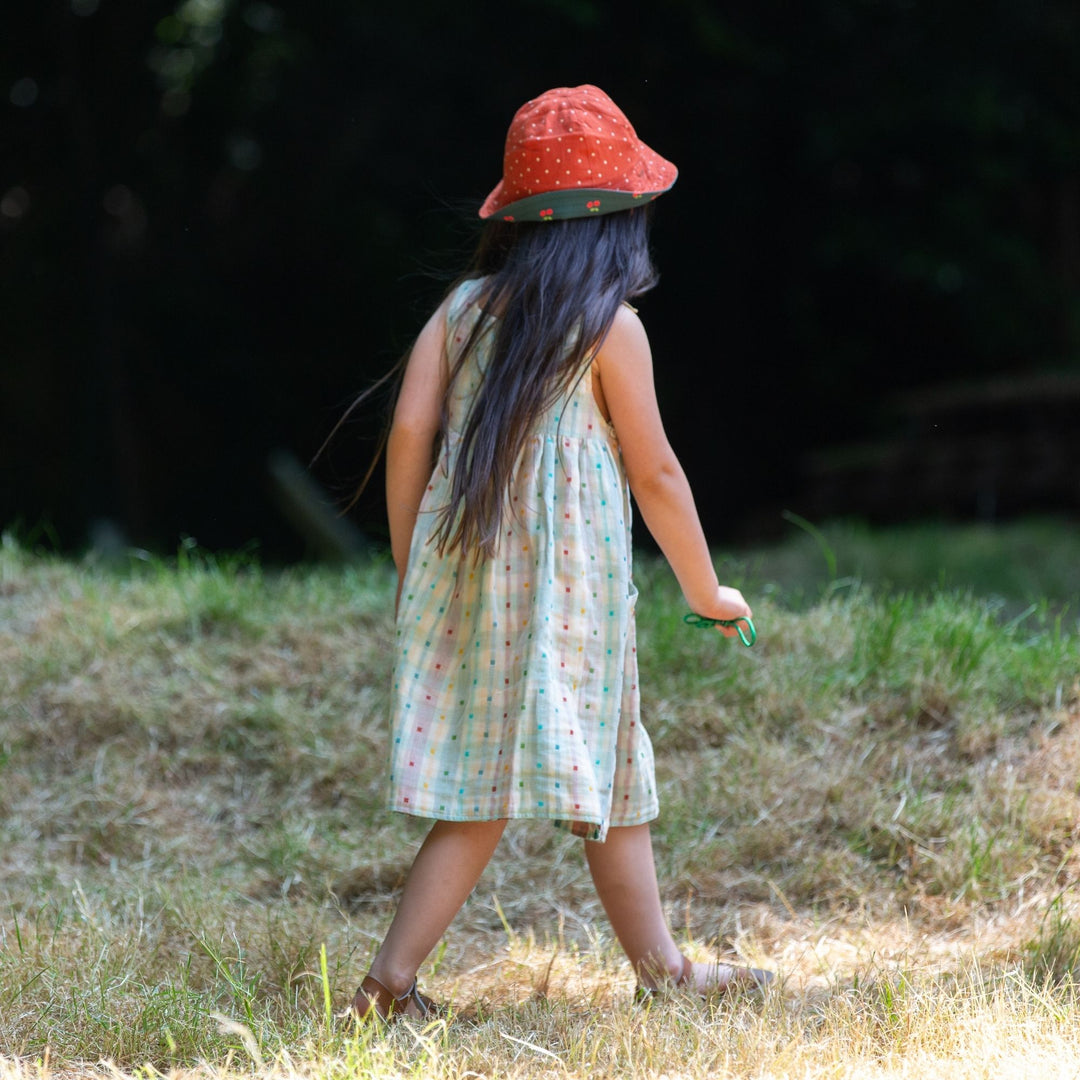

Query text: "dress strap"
[446, 276, 488, 325]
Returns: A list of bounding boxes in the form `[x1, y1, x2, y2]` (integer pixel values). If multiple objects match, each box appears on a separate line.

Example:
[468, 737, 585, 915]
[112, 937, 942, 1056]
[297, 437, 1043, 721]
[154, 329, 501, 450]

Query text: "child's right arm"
[593, 305, 751, 634]
[385, 299, 449, 609]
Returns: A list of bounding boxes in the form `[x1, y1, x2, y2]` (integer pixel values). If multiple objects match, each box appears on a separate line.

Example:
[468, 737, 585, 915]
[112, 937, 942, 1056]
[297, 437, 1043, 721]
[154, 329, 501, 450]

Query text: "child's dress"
[387, 278, 658, 842]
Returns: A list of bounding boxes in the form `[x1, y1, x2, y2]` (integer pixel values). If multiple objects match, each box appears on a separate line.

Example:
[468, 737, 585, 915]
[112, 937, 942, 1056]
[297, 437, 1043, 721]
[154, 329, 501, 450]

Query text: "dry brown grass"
[1, 529, 1078, 1078]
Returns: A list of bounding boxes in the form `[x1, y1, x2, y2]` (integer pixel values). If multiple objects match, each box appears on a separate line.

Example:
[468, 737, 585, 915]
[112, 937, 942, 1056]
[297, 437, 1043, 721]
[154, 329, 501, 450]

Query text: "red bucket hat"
[479, 85, 678, 222]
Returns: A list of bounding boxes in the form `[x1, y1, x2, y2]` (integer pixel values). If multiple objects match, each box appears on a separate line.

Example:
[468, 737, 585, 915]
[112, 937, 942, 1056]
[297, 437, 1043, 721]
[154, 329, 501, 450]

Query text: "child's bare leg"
[585, 823, 742, 992]
[584, 823, 686, 986]
[366, 818, 507, 994]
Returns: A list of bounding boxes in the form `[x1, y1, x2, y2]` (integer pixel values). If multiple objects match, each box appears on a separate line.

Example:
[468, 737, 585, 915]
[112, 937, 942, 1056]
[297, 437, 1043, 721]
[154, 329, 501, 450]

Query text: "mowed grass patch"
[1, 525, 1078, 1078]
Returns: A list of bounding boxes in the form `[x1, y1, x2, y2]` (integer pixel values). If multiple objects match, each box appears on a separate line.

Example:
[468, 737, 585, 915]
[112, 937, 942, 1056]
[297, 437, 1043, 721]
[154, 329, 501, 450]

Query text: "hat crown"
[507, 85, 635, 151]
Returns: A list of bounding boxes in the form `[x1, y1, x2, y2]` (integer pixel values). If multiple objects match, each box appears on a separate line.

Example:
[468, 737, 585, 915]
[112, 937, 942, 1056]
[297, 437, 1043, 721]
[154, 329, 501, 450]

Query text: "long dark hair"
[434, 207, 658, 558]
[316, 207, 659, 558]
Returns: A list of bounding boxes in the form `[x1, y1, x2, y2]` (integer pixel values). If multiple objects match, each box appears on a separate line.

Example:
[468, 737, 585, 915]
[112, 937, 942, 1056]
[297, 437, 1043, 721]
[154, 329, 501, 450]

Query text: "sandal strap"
[352, 974, 435, 1022]
[406, 981, 438, 1017]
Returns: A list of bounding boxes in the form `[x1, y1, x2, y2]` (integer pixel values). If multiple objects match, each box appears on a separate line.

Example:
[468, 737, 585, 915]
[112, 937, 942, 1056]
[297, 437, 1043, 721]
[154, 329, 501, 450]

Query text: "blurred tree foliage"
[2, 0, 1078, 556]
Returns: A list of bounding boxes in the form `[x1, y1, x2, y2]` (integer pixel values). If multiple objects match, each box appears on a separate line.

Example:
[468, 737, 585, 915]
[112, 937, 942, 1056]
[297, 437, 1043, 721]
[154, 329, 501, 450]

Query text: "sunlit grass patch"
[1, 523, 1078, 1077]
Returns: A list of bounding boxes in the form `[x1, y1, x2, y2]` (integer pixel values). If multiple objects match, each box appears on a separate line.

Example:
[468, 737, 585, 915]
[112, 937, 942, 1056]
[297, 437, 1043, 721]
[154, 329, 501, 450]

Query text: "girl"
[349, 84, 774, 1021]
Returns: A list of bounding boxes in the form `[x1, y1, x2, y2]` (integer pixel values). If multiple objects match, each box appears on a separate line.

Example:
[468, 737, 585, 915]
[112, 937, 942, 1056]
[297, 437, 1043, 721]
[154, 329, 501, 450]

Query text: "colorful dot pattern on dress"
[479, 84, 678, 222]
[387, 278, 658, 842]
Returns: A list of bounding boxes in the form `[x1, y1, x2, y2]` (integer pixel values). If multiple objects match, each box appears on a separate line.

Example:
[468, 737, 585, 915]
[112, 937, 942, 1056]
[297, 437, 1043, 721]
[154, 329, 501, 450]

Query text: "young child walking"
[350, 84, 774, 1022]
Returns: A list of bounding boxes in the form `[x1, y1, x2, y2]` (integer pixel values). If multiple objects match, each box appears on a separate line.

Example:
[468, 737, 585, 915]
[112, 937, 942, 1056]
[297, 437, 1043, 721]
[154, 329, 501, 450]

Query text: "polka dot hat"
[479, 84, 678, 222]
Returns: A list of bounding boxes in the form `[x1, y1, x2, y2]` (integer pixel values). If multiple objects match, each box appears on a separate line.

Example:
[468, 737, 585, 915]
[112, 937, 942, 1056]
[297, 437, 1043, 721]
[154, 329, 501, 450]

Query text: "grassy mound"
[1, 522, 1078, 1078]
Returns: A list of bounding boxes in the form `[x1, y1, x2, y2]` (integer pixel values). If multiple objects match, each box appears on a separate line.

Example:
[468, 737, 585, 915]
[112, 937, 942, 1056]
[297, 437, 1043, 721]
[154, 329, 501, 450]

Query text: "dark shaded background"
[3, 0, 1079, 561]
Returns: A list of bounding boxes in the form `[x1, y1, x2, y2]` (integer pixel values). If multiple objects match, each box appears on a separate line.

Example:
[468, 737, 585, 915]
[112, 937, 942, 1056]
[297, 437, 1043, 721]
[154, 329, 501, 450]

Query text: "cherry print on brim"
[494, 189, 662, 223]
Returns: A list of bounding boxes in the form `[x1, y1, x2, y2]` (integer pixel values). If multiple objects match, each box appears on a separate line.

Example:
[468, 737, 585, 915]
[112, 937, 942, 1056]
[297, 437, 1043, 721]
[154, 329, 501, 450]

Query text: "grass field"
[1, 519, 1079, 1078]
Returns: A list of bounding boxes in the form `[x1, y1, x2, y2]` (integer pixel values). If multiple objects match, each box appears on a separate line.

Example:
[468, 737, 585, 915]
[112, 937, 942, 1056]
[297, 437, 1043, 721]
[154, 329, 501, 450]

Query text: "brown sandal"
[635, 954, 774, 1003]
[350, 974, 441, 1023]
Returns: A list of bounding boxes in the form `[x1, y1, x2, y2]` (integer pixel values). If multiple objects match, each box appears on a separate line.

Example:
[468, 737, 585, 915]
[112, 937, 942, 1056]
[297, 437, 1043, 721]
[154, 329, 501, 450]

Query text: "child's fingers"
[714, 615, 757, 647]
[713, 604, 752, 622]
[713, 617, 748, 633]
[684, 612, 756, 645]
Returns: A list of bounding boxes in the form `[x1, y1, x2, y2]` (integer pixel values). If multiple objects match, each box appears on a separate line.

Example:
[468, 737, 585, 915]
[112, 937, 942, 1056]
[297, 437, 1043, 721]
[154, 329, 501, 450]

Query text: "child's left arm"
[385, 299, 449, 609]
[593, 305, 751, 633]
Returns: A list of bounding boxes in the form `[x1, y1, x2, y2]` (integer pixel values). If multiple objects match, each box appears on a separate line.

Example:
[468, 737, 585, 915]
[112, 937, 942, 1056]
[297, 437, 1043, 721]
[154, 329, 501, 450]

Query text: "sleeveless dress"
[387, 277, 658, 842]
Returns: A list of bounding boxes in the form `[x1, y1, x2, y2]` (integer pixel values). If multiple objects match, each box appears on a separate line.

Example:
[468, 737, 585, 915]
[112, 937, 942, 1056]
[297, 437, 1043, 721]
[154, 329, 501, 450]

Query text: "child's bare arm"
[594, 306, 751, 626]
[386, 300, 449, 603]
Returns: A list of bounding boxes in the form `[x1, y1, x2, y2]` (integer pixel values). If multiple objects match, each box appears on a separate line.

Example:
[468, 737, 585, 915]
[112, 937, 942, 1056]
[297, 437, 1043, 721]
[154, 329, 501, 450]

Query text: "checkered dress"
[386, 278, 658, 841]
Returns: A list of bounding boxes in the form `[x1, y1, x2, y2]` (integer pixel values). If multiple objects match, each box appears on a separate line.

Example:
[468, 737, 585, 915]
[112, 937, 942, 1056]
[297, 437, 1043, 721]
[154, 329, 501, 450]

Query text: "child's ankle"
[366, 962, 416, 999]
[636, 952, 689, 989]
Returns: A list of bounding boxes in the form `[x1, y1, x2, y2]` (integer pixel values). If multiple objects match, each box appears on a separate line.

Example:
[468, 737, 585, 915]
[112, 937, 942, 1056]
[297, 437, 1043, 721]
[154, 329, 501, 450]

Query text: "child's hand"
[694, 586, 753, 639]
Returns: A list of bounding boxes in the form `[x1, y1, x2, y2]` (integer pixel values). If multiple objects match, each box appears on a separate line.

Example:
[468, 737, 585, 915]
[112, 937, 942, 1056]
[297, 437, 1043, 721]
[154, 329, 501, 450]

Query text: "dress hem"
[386, 801, 660, 843]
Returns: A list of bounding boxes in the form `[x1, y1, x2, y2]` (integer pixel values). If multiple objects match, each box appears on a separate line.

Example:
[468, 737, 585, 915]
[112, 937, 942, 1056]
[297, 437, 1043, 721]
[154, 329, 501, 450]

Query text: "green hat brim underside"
[488, 187, 669, 222]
